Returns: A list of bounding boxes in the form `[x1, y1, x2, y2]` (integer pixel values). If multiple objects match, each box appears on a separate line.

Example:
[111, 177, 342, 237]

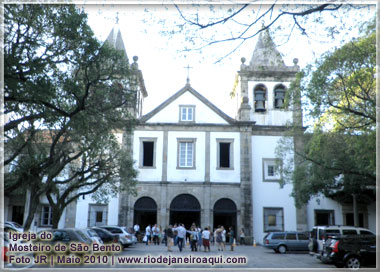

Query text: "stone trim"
[176, 138, 197, 169]
[161, 131, 168, 181]
[138, 137, 157, 169]
[178, 105, 196, 123]
[140, 84, 235, 124]
[216, 138, 235, 170]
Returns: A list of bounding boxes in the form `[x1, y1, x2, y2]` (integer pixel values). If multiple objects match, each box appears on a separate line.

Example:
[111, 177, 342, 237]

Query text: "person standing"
[215, 226, 223, 251]
[221, 226, 226, 251]
[134, 224, 140, 242]
[228, 226, 235, 251]
[187, 226, 198, 252]
[202, 227, 211, 252]
[197, 227, 202, 251]
[173, 223, 186, 252]
[145, 224, 152, 245]
[152, 224, 160, 245]
[166, 225, 174, 252]
[239, 228, 245, 245]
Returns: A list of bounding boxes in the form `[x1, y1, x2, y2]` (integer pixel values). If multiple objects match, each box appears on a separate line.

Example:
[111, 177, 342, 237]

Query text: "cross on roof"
[184, 64, 193, 84]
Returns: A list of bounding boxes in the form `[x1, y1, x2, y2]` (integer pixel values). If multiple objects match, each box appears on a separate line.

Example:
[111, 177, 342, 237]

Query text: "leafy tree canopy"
[276, 19, 375, 207]
[4, 4, 137, 229]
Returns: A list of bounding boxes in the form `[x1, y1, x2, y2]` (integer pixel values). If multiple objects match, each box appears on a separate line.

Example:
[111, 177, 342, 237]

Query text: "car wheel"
[345, 256, 360, 269]
[278, 245, 287, 254]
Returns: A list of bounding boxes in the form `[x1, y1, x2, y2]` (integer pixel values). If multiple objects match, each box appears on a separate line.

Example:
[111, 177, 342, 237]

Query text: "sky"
[82, 3, 376, 122]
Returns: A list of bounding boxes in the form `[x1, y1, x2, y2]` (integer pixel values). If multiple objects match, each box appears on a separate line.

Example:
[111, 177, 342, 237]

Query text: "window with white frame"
[264, 207, 284, 232]
[177, 139, 196, 168]
[179, 105, 195, 122]
[41, 205, 53, 226]
[262, 158, 282, 181]
[217, 139, 234, 169]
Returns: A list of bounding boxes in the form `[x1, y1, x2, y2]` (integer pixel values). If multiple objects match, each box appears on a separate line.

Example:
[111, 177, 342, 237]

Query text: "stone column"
[202, 184, 211, 228]
[240, 125, 253, 243]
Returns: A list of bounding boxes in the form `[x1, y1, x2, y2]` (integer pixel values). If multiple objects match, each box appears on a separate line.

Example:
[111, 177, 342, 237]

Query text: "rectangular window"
[179, 105, 195, 122]
[96, 211, 103, 223]
[177, 138, 196, 169]
[143, 141, 154, 166]
[262, 158, 282, 181]
[139, 138, 157, 168]
[345, 213, 364, 227]
[315, 210, 335, 225]
[217, 139, 234, 169]
[41, 206, 53, 226]
[88, 204, 108, 227]
[264, 207, 284, 232]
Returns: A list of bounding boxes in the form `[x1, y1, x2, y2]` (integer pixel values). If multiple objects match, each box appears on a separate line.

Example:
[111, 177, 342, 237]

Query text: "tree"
[275, 20, 376, 214]
[4, 4, 138, 229]
[170, 3, 373, 62]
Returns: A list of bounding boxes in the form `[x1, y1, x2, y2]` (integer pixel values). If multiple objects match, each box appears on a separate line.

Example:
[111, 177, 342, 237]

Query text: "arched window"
[254, 84, 267, 112]
[274, 84, 286, 109]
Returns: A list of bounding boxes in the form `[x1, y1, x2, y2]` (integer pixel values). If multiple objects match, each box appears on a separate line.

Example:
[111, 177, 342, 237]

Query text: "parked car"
[90, 227, 120, 244]
[79, 228, 103, 244]
[5, 221, 24, 233]
[263, 231, 310, 253]
[308, 225, 375, 258]
[322, 235, 376, 268]
[2, 225, 34, 269]
[99, 226, 133, 248]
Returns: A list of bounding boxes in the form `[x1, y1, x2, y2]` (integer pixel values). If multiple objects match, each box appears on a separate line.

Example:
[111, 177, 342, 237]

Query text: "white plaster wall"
[146, 91, 229, 124]
[367, 202, 376, 233]
[210, 132, 240, 183]
[75, 194, 119, 228]
[133, 130, 164, 182]
[306, 195, 344, 229]
[248, 81, 293, 126]
[31, 195, 66, 232]
[167, 131, 205, 182]
[251, 135, 297, 243]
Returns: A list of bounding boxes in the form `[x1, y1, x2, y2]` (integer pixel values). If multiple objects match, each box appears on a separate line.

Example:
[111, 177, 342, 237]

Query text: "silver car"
[99, 226, 133, 248]
[263, 231, 310, 253]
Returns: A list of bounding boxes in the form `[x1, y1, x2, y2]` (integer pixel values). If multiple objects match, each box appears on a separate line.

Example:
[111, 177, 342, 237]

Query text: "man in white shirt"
[134, 224, 140, 241]
[202, 227, 211, 252]
[145, 225, 152, 245]
[173, 223, 186, 252]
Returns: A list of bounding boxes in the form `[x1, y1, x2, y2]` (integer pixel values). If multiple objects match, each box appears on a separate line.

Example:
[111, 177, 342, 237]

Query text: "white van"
[308, 225, 375, 257]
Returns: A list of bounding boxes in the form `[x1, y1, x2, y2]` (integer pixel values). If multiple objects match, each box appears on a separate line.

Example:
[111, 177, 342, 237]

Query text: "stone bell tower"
[237, 29, 300, 126]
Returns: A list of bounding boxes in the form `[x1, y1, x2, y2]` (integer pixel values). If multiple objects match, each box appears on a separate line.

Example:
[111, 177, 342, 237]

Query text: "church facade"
[5, 24, 376, 242]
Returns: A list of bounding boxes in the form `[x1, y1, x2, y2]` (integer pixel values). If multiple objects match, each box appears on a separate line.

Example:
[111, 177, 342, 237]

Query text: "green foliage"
[4, 4, 138, 228]
[276, 20, 376, 207]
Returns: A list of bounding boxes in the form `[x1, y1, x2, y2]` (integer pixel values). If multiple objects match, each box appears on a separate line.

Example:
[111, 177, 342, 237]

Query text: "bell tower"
[237, 29, 300, 126]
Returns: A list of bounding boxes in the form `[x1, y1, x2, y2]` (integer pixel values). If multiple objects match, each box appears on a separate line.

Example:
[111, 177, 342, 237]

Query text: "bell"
[275, 98, 284, 108]
[275, 89, 285, 108]
[255, 100, 265, 112]
[255, 89, 266, 101]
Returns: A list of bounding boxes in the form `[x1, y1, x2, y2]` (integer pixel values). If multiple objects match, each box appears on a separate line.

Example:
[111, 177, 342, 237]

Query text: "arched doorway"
[170, 194, 201, 229]
[213, 198, 237, 242]
[133, 197, 157, 230]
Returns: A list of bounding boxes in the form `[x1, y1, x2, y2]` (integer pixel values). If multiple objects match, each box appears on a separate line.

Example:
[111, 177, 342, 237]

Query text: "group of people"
[135, 223, 247, 252]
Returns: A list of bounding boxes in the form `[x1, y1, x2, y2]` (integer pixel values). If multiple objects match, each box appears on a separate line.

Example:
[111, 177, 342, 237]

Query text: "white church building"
[5, 24, 376, 243]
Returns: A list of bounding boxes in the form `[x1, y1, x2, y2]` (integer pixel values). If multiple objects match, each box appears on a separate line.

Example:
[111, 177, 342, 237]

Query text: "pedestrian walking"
[197, 227, 202, 251]
[173, 223, 186, 252]
[215, 226, 223, 251]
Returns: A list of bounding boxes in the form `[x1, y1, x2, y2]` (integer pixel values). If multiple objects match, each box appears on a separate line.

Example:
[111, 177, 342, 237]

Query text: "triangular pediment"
[140, 84, 235, 125]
